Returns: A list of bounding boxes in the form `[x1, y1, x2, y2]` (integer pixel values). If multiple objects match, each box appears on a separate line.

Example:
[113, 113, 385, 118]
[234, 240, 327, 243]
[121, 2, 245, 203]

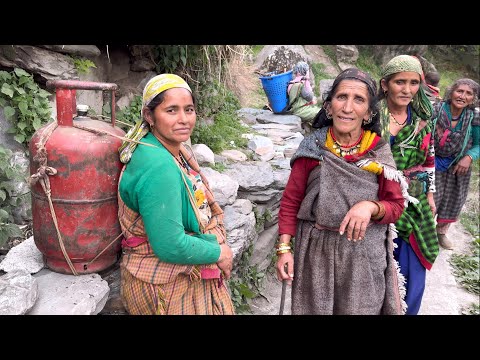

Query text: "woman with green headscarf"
[116, 74, 235, 315]
[378, 55, 439, 315]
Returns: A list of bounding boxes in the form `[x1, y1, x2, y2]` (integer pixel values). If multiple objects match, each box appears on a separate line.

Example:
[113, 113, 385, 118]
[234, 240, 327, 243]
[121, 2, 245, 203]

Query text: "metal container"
[29, 80, 125, 274]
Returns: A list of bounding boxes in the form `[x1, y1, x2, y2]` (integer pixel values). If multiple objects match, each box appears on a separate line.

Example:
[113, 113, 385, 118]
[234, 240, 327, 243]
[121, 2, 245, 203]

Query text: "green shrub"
[228, 242, 266, 314]
[321, 45, 337, 64]
[0, 68, 52, 146]
[0, 146, 24, 247]
[191, 111, 248, 154]
[311, 63, 331, 97]
[191, 81, 248, 153]
[116, 95, 143, 130]
[70, 56, 97, 74]
[208, 162, 227, 173]
[356, 47, 382, 82]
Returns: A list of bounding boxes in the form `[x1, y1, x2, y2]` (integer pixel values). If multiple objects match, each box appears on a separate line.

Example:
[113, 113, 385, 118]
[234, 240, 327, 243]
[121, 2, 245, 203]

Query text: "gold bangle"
[276, 249, 292, 255]
[276, 242, 290, 249]
[370, 200, 386, 221]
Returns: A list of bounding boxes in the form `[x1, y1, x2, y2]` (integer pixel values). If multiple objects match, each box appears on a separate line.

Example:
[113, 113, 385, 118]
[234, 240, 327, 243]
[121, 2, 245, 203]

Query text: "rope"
[30, 121, 79, 275]
[30, 121, 149, 275]
[83, 232, 123, 272]
[72, 123, 156, 147]
[69, 124, 154, 271]
[87, 141, 206, 270]
[83, 215, 141, 271]
[30, 121, 164, 274]
[174, 157, 206, 233]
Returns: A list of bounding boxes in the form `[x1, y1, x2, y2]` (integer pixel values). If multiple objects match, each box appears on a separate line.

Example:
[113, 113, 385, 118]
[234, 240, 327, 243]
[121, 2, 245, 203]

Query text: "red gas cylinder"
[29, 80, 126, 275]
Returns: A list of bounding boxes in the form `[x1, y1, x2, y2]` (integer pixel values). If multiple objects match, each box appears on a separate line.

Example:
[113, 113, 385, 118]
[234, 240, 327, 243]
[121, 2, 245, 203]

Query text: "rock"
[0, 269, 38, 315]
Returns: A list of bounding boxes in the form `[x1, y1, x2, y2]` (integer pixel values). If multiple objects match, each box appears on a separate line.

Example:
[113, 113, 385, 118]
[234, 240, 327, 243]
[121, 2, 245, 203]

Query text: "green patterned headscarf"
[382, 55, 433, 121]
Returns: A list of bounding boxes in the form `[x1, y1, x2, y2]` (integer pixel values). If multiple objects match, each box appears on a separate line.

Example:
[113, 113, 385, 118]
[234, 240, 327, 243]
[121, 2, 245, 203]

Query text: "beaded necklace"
[389, 111, 407, 126]
[389, 105, 412, 127]
[152, 132, 189, 170]
[176, 152, 189, 170]
[329, 127, 363, 157]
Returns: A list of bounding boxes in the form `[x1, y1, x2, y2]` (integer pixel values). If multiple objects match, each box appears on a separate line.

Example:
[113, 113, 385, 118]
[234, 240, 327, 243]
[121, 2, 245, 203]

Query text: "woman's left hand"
[339, 201, 376, 242]
[452, 155, 472, 176]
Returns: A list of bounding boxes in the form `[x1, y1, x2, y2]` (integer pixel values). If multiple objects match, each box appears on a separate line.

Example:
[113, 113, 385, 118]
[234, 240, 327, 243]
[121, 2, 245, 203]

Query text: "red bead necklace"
[329, 127, 364, 148]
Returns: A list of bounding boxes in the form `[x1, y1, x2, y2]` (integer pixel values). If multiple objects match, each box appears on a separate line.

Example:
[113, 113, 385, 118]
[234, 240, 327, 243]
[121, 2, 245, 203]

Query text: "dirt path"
[250, 221, 478, 316]
[419, 222, 478, 315]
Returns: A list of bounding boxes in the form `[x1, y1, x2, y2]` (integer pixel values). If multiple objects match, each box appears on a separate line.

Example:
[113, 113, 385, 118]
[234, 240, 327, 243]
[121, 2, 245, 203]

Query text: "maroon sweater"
[279, 157, 405, 236]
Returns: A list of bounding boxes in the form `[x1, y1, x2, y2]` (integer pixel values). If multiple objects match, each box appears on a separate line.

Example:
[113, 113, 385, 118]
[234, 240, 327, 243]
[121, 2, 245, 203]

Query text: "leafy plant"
[152, 46, 250, 87]
[228, 242, 266, 314]
[356, 47, 383, 82]
[70, 56, 97, 74]
[310, 62, 330, 98]
[0, 68, 52, 146]
[320, 45, 337, 65]
[191, 112, 248, 154]
[253, 207, 272, 231]
[449, 236, 480, 295]
[190, 82, 248, 153]
[194, 80, 241, 119]
[461, 302, 480, 315]
[451, 160, 479, 313]
[116, 95, 143, 129]
[208, 162, 226, 173]
[0, 146, 25, 248]
[152, 46, 189, 74]
[251, 45, 264, 57]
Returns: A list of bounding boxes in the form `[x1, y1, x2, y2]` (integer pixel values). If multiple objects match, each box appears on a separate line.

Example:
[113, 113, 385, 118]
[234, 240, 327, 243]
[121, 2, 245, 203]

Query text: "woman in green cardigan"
[117, 74, 235, 315]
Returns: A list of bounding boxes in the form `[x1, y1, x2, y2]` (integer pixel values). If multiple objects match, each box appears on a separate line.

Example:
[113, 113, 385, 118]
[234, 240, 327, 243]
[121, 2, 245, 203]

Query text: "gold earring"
[363, 112, 376, 125]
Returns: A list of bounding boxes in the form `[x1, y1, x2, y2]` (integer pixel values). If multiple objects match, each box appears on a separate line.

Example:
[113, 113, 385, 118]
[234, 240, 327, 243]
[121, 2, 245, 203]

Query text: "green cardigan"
[119, 133, 221, 264]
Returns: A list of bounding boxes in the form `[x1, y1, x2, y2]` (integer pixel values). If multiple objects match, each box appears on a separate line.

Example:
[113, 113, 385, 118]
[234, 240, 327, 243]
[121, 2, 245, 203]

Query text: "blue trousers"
[393, 237, 426, 315]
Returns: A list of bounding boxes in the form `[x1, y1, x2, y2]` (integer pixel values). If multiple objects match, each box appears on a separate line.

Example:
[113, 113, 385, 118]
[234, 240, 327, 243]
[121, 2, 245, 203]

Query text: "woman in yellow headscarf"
[117, 74, 235, 315]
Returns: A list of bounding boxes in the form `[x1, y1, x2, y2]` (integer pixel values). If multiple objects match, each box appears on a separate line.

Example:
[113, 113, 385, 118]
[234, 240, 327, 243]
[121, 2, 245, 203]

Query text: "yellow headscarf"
[142, 73, 192, 110]
[119, 74, 192, 164]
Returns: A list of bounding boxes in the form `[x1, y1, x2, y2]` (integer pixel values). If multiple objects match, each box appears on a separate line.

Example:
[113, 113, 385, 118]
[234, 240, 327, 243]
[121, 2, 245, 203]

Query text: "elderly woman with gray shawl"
[378, 55, 439, 315]
[116, 74, 235, 315]
[432, 78, 479, 250]
[277, 68, 406, 315]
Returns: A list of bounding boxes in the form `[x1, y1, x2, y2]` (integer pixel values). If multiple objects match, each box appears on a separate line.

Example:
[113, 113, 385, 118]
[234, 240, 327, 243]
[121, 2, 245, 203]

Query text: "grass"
[459, 160, 480, 238]
[228, 242, 266, 314]
[356, 48, 383, 82]
[249, 85, 268, 109]
[461, 302, 480, 315]
[251, 45, 264, 57]
[451, 160, 480, 314]
[191, 111, 249, 154]
[311, 63, 331, 98]
[449, 237, 479, 295]
[208, 162, 226, 173]
[425, 46, 480, 97]
[320, 45, 337, 64]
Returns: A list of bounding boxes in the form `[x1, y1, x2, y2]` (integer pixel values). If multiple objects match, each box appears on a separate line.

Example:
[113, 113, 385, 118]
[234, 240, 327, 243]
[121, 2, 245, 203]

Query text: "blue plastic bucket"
[259, 70, 293, 113]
